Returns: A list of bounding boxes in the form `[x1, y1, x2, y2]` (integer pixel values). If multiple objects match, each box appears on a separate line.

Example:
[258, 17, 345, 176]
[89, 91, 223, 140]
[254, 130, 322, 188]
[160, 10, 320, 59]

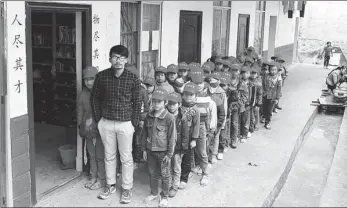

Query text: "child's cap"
[83, 66, 98, 79]
[167, 92, 182, 103]
[223, 71, 232, 81]
[174, 77, 185, 88]
[274, 56, 285, 63]
[155, 66, 167, 74]
[244, 56, 255, 64]
[267, 61, 276, 67]
[127, 65, 139, 78]
[223, 59, 233, 68]
[251, 66, 260, 74]
[206, 61, 215, 71]
[178, 62, 189, 71]
[241, 66, 250, 73]
[152, 88, 169, 101]
[183, 82, 197, 94]
[228, 56, 237, 64]
[247, 46, 255, 52]
[201, 63, 212, 73]
[270, 55, 278, 60]
[189, 66, 204, 84]
[220, 76, 229, 85]
[231, 64, 241, 71]
[215, 57, 223, 64]
[143, 76, 155, 86]
[167, 64, 178, 74]
[210, 71, 221, 81]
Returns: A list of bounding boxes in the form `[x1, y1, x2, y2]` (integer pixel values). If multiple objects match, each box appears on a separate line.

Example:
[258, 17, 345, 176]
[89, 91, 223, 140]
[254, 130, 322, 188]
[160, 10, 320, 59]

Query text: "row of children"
[136, 46, 289, 207]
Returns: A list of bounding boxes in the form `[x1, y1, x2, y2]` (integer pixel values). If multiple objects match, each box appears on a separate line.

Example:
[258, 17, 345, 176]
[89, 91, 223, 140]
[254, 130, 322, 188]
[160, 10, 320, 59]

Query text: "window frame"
[212, 1, 231, 57]
[255, 1, 266, 55]
[139, 1, 162, 79]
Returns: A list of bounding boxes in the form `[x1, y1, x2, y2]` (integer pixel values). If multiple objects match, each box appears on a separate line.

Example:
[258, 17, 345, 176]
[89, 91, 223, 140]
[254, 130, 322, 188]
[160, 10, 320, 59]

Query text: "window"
[141, 3, 161, 79]
[212, 1, 231, 57]
[254, 1, 266, 55]
[121, 2, 140, 67]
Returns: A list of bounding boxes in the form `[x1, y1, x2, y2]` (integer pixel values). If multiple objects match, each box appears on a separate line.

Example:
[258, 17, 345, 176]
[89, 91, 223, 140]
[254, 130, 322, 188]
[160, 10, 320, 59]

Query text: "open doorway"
[25, 2, 92, 202]
[267, 16, 277, 60]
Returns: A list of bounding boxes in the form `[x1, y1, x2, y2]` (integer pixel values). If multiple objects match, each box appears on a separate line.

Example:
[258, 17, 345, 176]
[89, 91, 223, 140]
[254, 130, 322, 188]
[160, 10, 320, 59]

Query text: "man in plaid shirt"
[91, 45, 141, 203]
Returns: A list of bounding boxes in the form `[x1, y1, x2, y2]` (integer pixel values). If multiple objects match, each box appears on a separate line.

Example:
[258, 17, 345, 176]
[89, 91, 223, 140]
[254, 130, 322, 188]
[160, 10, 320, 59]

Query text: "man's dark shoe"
[276, 106, 283, 110]
[120, 188, 132, 204]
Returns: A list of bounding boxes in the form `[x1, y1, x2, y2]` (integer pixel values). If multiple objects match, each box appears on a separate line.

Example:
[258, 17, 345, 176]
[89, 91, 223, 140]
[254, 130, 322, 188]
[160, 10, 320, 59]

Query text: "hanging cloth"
[299, 1, 306, 17]
[288, 1, 295, 18]
[282, 0, 289, 14]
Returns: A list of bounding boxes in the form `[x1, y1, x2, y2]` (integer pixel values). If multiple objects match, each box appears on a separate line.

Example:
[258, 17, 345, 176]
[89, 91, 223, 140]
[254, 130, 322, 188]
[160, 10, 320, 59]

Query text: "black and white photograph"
[0, 0, 347, 207]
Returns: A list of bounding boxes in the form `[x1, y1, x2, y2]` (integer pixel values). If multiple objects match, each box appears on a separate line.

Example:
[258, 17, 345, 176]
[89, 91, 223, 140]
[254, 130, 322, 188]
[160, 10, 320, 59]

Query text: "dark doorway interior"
[178, 10, 202, 64]
[236, 14, 250, 55]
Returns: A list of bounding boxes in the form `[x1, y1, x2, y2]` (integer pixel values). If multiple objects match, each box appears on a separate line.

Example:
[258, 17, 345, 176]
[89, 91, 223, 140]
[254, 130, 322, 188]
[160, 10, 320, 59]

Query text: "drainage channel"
[272, 111, 343, 207]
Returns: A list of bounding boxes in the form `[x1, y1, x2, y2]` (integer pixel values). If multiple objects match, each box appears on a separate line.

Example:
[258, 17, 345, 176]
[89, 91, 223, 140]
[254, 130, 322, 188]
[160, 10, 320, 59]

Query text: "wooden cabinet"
[31, 12, 77, 127]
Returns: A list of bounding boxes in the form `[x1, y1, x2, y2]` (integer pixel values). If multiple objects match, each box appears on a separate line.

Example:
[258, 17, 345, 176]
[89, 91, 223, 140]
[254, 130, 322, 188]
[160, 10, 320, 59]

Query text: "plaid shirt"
[91, 67, 141, 126]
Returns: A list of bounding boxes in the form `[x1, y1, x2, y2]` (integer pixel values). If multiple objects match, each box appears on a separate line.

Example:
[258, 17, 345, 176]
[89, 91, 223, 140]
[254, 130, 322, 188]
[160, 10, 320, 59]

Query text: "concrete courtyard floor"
[35, 63, 328, 207]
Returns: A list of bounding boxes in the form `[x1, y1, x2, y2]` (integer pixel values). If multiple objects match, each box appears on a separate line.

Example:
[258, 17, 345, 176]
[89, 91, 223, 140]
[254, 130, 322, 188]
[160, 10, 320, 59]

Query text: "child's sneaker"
[159, 196, 169, 207]
[143, 194, 159, 204]
[230, 139, 238, 148]
[265, 123, 271, 130]
[179, 182, 187, 190]
[97, 184, 116, 200]
[197, 167, 203, 176]
[211, 156, 218, 164]
[240, 137, 247, 143]
[192, 166, 200, 174]
[217, 153, 223, 160]
[90, 179, 105, 190]
[247, 132, 252, 138]
[254, 126, 259, 131]
[260, 117, 265, 123]
[84, 176, 97, 189]
[200, 175, 209, 186]
[168, 187, 178, 198]
[223, 147, 228, 153]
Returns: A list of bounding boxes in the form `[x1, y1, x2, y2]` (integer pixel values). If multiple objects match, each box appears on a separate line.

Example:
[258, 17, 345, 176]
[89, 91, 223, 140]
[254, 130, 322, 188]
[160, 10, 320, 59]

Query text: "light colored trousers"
[98, 118, 135, 189]
[171, 153, 184, 189]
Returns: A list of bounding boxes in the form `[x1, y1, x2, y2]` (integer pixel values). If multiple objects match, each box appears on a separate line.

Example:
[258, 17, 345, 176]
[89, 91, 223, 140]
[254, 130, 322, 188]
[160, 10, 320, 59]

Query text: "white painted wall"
[6, 1, 121, 118]
[160, 1, 213, 66]
[228, 1, 257, 57]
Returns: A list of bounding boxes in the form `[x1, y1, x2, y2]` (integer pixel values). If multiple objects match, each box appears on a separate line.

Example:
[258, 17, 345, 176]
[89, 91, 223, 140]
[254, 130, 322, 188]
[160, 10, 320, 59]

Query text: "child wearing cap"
[202, 62, 212, 77]
[155, 66, 175, 94]
[206, 71, 227, 162]
[218, 75, 231, 155]
[178, 62, 190, 83]
[141, 88, 177, 207]
[166, 92, 189, 198]
[228, 64, 241, 148]
[180, 80, 214, 187]
[222, 59, 232, 72]
[238, 66, 252, 143]
[249, 67, 263, 133]
[77, 66, 105, 190]
[214, 57, 224, 72]
[262, 64, 282, 130]
[272, 56, 287, 112]
[143, 76, 156, 111]
[244, 56, 255, 68]
[167, 64, 179, 86]
[259, 62, 269, 123]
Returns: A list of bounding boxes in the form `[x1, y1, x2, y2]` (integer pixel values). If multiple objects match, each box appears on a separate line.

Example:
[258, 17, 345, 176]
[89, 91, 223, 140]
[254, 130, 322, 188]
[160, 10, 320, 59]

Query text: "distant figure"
[319, 41, 333, 69]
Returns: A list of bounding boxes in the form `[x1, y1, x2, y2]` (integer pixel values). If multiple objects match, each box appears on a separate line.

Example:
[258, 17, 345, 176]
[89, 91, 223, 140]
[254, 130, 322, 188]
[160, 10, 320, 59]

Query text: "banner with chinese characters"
[6, 2, 27, 118]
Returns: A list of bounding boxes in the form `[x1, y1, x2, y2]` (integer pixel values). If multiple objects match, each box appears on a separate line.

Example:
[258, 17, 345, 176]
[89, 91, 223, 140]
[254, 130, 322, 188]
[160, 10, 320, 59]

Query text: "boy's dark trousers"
[147, 150, 171, 198]
[86, 137, 105, 180]
[133, 126, 144, 162]
[324, 55, 331, 67]
[218, 119, 230, 152]
[240, 107, 251, 137]
[263, 98, 276, 124]
[230, 108, 239, 143]
[180, 147, 191, 183]
[249, 106, 259, 133]
[259, 96, 266, 118]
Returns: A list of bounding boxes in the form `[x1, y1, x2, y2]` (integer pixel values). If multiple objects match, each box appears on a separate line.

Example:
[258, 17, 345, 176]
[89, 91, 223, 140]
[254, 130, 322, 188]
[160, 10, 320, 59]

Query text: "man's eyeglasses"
[110, 55, 126, 61]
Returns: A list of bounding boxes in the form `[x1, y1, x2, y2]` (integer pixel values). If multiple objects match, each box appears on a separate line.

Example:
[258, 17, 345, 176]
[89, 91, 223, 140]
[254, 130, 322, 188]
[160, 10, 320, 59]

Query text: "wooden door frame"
[236, 14, 250, 55]
[267, 15, 277, 60]
[25, 2, 92, 205]
[0, 2, 7, 207]
[178, 10, 203, 64]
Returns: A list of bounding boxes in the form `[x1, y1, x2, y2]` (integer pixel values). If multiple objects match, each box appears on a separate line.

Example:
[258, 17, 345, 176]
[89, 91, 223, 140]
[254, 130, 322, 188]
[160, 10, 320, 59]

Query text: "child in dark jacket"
[166, 92, 189, 198]
[142, 88, 177, 207]
[249, 67, 263, 133]
[238, 66, 251, 143]
[77, 66, 105, 190]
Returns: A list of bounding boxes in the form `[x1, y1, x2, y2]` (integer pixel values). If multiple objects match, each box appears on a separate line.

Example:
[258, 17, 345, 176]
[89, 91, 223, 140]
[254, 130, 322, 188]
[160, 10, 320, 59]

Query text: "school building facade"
[0, 1, 305, 207]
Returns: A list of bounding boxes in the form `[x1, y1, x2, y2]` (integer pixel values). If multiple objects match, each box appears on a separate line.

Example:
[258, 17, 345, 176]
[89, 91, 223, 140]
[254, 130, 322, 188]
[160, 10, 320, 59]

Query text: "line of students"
[137, 46, 289, 207]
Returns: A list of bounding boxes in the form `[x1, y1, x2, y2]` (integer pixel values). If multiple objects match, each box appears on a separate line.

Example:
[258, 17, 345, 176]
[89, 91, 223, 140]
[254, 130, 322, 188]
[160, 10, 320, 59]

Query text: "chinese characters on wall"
[92, 13, 100, 70]
[11, 13, 24, 93]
